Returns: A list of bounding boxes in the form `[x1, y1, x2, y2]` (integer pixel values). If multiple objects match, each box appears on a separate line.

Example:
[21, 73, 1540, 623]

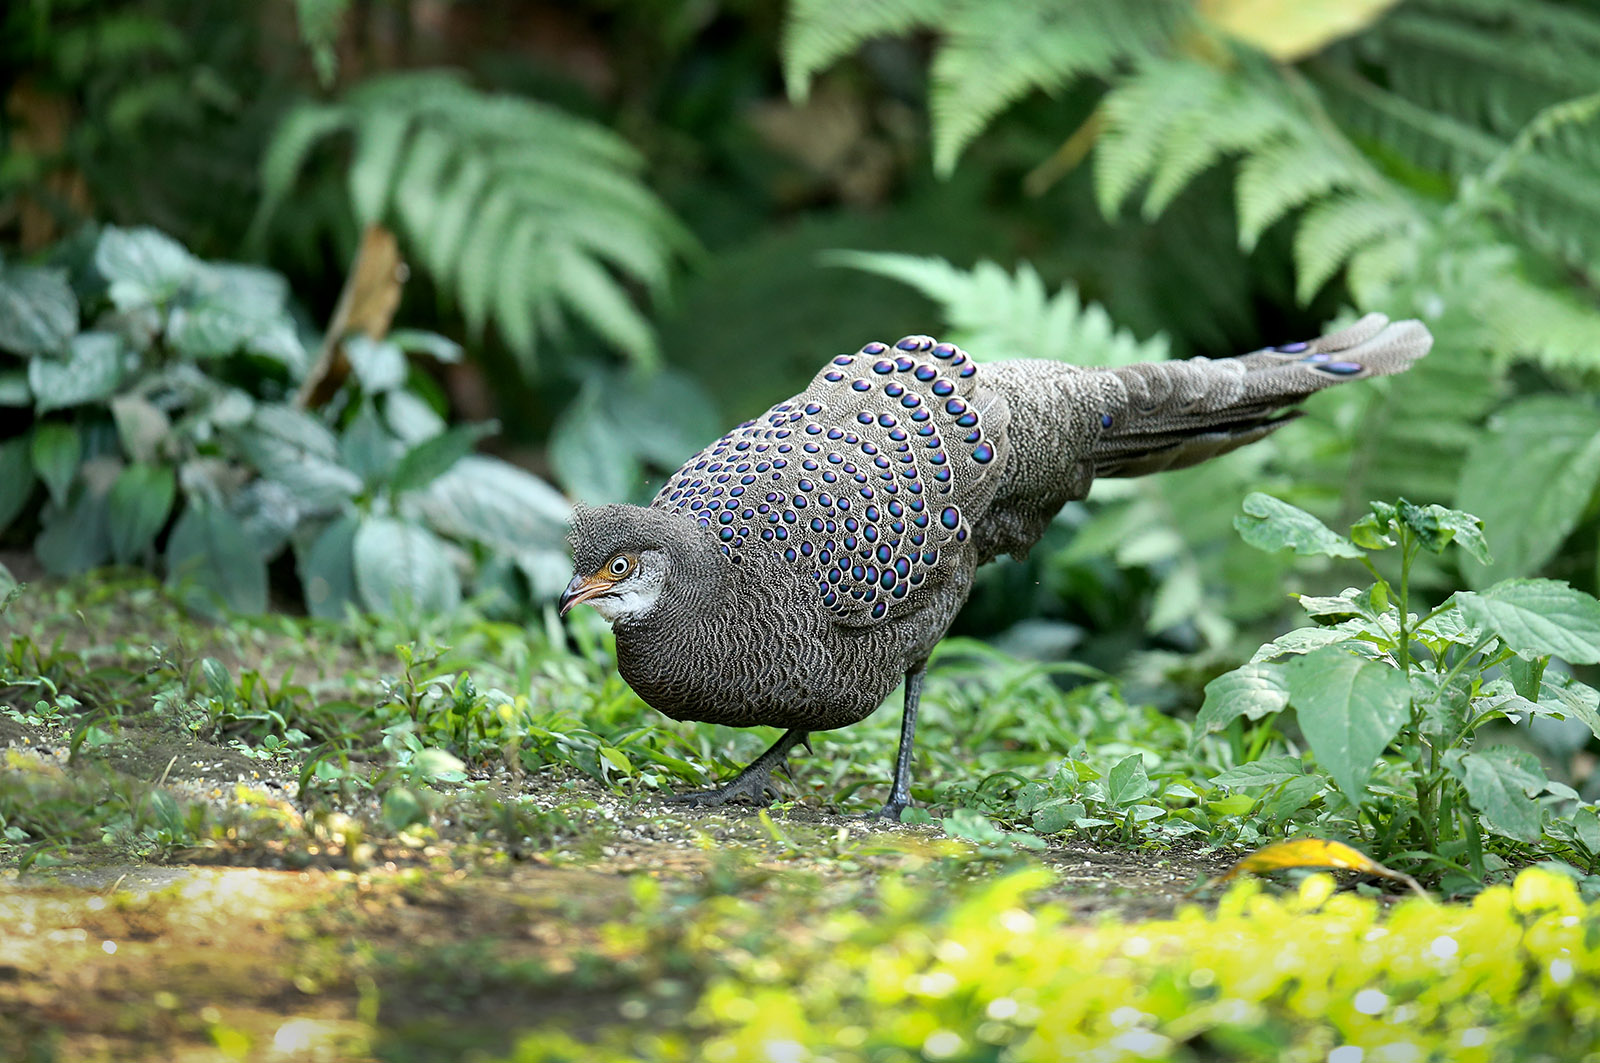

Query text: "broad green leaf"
[1193, 663, 1289, 743]
[107, 463, 176, 564]
[95, 226, 198, 309]
[340, 400, 401, 485]
[164, 499, 269, 616]
[0, 370, 31, 406]
[0, 437, 35, 534]
[1456, 397, 1600, 587]
[34, 482, 112, 575]
[109, 394, 173, 465]
[1285, 647, 1411, 801]
[0, 262, 77, 356]
[387, 328, 462, 363]
[549, 390, 640, 502]
[1105, 753, 1155, 806]
[381, 786, 427, 830]
[1508, 655, 1547, 702]
[1249, 622, 1367, 662]
[388, 421, 495, 498]
[1261, 774, 1325, 820]
[1235, 492, 1361, 558]
[1457, 579, 1600, 664]
[229, 479, 299, 558]
[410, 455, 570, 555]
[1396, 500, 1491, 565]
[28, 331, 128, 412]
[410, 748, 467, 782]
[30, 422, 81, 505]
[233, 404, 362, 513]
[1445, 747, 1547, 844]
[604, 369, 722, 468]
[1210, 756, 1307, 790]
[345, 334, 408, 392]
[382, 389, 445, 444]
[1537, 675, 1600, 742]
[166, 264, 303, 367]
[297, 514, 360, 620]
[352, 516, 461, 614]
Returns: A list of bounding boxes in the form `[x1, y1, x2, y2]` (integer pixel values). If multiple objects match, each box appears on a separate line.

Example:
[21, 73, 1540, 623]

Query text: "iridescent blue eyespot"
[862, 341, 887, 355]
[895, 356, 914, 371]
[940, 507, 960, 529]
[945, 397, 967, 415]
[852, 379, 871, 392]
[972, 442, 994, 463]
[931, 379, 954, 396]
[1320, 361, 1364, 375]
[885, 382, 904, 397]
[873, 360, 895, 374]
[915, 365, 936, 381]
[1273, 340, 1309, 353]
[1101, 413, 1113, 428]
[857, 412, 874, 425]
[901, 394, 921, 409]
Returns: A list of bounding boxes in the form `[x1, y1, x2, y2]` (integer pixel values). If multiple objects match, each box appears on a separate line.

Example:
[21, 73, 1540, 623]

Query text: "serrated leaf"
[352, 516, 460, 614]
[0, 437, 35, 534]
[1537, 675, 1600, 742]
[1395, 500, 1491, 565]
[388, 421, 494, 498]
[1194, 663, 1290, 744]
[0, 262, 78, 356]
[30, 422, 81, 505]
[1210, 756, 1307, 789]
[1235, 492, 1362, 558]
[1457, 579, 1600, 664]
[548, 390, 640, 502]
[1446, 747, 1547, 844]
[1285, 646, 1411, 801]
[382, 389, 446, 444]
[28, 331, 128, 412]
[107, 463, 175, 564]
[164, 499, 269, 616]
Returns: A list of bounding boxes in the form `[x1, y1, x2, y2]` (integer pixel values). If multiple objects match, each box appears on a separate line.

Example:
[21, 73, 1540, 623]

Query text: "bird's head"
[560, 504, 723, 625]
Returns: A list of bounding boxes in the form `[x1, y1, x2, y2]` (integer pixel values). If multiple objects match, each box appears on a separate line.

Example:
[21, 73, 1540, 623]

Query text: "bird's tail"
[1091, 313, 1432, 478]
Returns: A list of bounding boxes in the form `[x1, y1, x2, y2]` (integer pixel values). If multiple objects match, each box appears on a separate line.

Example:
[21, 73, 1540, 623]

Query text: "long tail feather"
[1093, 314, 1432, 477]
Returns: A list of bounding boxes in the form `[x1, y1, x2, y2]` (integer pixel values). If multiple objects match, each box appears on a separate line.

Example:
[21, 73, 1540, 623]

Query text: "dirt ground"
[0, 700, 1242, 1062]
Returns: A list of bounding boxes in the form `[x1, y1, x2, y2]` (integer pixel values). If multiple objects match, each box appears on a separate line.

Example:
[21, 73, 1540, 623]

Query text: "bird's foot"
[663, 766, 781, 807]
[850, 799, 911, 824]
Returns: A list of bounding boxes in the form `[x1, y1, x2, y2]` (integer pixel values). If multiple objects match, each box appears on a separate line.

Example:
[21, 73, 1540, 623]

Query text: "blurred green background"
[3, 0, 1599, 686]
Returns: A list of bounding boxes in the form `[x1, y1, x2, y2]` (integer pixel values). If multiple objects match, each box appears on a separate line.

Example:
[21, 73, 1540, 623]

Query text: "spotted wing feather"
[653, 336, 1011, 627]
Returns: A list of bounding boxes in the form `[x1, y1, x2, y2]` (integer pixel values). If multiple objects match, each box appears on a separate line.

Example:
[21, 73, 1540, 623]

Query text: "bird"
[560, 314, 1432, 818]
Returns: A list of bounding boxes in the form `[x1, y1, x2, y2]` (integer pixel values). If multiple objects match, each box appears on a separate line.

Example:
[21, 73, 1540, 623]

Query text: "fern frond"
[929, 0, 1186, 176]
[782, 0, 954, 100]
[252, 71, 690, 372]
[1234, 137, 1361, 250]
[822, 250, 1169, 365]
[1293, 194, 1419, 303]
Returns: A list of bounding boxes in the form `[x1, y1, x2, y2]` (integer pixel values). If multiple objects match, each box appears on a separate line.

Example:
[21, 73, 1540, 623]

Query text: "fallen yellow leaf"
[1216, 838, 1429, 898]
[1198, 0, 1402, 61]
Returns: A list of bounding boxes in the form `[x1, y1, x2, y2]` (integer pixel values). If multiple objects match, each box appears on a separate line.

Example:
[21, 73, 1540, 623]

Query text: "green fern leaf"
[783, 0, 954, 100]
[930, 0, 1185, 177]
[347, 109, 411, 225]
[1235, 137, 1359, 250]
[1292, 194, 1417, 303]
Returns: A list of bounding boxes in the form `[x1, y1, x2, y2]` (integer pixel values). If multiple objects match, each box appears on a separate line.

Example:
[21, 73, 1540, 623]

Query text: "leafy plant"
[0, 224, 571, 616]
[1201, 493, 1600, 892]
[785, 0, 1600, 603]
[252, 70, 695, 373]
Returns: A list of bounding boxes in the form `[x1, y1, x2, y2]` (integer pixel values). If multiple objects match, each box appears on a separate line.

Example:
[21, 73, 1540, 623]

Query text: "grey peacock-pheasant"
[561, 314, 1432, 817]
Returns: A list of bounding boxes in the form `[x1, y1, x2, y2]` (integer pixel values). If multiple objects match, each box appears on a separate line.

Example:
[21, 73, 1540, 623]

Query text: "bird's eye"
[607, 555, 633, 578]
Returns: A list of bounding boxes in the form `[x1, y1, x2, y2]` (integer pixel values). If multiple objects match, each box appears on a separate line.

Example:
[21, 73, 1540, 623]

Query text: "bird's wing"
[653, 336, 1010, 627]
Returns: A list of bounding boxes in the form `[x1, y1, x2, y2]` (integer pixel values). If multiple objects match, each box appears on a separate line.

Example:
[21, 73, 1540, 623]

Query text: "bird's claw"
[663, 769, 782, 807]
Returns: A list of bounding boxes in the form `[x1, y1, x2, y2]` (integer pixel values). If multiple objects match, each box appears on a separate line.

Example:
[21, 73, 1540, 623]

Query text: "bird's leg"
[664, 727, 811, 807]
[878, 660, 928, 821]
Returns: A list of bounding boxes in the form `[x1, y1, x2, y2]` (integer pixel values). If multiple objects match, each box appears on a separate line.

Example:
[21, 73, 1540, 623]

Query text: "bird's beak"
[558, 573, 609, 617]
